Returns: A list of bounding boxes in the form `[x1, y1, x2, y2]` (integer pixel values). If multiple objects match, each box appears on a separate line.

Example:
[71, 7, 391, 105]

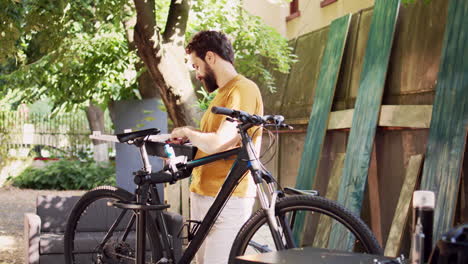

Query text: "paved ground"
[0, 186, 84, 264]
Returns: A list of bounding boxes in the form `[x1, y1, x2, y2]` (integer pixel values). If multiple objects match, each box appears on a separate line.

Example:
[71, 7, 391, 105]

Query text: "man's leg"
[190, 192, 209, 264]
[201, 196, 255, 264]
[190, 192, 255, 264]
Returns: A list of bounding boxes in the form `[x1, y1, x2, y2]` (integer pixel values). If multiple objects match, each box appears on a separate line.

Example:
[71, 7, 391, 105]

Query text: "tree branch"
[133, 0, 199, 127]
[122, 2, 159, 99]
[86, 103, 106, 145]
[122, 2, 137, 50]
[163, 0, 190, 45]
[133, 0, 161, 50]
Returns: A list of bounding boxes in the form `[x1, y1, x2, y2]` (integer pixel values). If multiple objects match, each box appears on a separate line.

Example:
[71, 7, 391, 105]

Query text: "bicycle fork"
[256, 182, 296, 251]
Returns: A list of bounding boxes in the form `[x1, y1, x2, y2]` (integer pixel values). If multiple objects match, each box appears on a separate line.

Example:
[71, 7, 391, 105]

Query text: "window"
[320, 0, 338, 8]
[286, 0, 300, 22]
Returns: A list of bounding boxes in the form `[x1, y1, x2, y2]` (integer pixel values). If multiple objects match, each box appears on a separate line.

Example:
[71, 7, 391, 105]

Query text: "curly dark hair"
[186, 30, 234, 64]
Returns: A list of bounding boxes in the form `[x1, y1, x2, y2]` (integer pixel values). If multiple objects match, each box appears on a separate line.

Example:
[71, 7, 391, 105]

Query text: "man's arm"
[171, 119, 240, 154]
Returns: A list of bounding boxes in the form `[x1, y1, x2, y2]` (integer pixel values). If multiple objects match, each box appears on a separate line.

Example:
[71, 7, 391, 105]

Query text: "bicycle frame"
[179, 147, 248, 263]
[128, 123, 289, 264]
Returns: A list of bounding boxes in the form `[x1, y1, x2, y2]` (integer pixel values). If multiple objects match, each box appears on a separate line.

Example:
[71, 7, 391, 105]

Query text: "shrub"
[8, 160, 116, 190]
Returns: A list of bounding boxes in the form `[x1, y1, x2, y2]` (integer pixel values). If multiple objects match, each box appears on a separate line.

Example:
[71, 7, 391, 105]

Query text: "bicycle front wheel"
[64, 186, 162, 264]
[229, 195, 382, 262]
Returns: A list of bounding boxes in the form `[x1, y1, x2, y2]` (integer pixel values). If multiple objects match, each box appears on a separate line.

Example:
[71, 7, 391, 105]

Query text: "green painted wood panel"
[419, 0, 468, 244]
[295, 14, 352, 191]
[292, 14, 352, 244]
[334, 12, 361, 111]
[328, 0, 400, 250]
[347, 9, 373, 102]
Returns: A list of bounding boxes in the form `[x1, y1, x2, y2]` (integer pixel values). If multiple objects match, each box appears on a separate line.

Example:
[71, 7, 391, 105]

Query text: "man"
[170, 30, 263, 264]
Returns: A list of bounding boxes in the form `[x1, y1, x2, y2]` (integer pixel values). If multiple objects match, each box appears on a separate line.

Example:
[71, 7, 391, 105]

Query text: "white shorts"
[190, 192, 255, 264]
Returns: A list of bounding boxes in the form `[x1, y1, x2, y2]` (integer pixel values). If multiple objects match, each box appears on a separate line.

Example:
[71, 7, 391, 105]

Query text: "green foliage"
[8, 160, 116, 190]
[196, 89, 217, 111]
[155, 0, 171, 29]
[0, 0, 23, 63]
[0, 0, 128, 64]
[0, 0, 135, 113]
[1, 27, 138, 113]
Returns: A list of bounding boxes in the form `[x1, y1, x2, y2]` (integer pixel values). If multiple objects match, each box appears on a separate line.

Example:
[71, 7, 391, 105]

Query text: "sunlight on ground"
[0, 236, 16, 251]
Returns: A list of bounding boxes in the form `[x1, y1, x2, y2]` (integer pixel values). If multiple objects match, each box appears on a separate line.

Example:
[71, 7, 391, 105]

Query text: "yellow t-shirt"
[190, 75, 264, 197]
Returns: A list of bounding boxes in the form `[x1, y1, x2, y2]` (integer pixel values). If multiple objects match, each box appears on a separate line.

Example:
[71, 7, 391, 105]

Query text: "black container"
[412, 191, 435, 264]
[428, 224, 468, 264]
[146, 141, 198, 160]
[413, 208, 434, 263]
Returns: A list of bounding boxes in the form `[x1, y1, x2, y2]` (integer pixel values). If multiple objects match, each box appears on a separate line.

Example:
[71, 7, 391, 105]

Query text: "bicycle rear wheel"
[229, 195, 382, 263]
[64, 186, 162, 264]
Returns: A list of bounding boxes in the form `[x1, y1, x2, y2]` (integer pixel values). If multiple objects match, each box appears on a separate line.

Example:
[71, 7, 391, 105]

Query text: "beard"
[201, 65, 218, 93]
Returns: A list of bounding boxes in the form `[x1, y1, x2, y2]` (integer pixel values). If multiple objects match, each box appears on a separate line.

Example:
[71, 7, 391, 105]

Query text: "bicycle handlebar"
[212, 106, 263, 124]
[211, 106, 291, 128]
[211, 106, 235, 116]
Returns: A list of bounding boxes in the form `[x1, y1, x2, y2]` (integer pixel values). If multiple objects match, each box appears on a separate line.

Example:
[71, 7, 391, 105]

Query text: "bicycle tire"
[64, 186, 162, 264]
[229, 195, 383, 263]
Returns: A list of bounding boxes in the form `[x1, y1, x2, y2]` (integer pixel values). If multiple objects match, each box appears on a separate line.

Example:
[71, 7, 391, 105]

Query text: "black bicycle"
[64, 106, 383, 264]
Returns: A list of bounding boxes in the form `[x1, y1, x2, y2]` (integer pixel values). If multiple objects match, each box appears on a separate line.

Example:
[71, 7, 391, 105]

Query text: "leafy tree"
[1, 0, 295, 128]
[2, 27, 138, 112]
[1, 18, 136, 162]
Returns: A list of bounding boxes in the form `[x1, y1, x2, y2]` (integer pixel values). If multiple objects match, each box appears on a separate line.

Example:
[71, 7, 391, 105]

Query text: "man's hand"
[169, 121, 240, 154]
[170, 126, 195, 141]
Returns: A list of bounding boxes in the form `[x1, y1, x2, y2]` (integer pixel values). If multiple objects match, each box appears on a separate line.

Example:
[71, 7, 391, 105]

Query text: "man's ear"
[205, 51, 216, 65]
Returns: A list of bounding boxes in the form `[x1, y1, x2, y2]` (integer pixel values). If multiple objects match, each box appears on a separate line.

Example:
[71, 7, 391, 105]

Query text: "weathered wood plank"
[326, 109, 354, 129]
[419, 0, 468, 244]
[280, 30, 327, 120]
[384, 154, 423, 257]
[329, 0, 401, 250]
[293, 14, 352, 243]
[378, 105, 432, 128]
[368, 145, 382, 245]
[312, 153, 345, 248]
[286, 105, 432, 129]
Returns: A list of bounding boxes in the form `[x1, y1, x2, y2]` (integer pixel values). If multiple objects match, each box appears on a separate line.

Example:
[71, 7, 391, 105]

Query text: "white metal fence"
[0, 111, 114, 158]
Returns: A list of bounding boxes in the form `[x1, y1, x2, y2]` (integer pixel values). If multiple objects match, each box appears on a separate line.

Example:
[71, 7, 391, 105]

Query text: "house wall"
[243, 0, 289, 37]
[243, 0, 375, 39]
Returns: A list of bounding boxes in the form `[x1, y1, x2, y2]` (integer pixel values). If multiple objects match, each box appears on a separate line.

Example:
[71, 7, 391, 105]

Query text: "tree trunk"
[122, 3, 160, 99]
[107, 100, 117, 127]
[133, 0, 201, 127]
[85, 104, 109, 163]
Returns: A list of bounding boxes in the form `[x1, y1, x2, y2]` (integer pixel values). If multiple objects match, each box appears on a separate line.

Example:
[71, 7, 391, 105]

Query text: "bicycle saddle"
[116, 128, 161, 143]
